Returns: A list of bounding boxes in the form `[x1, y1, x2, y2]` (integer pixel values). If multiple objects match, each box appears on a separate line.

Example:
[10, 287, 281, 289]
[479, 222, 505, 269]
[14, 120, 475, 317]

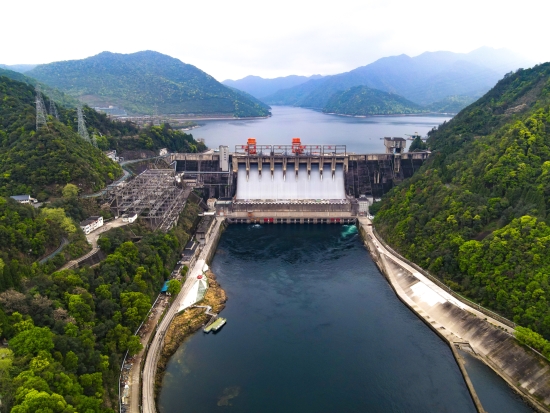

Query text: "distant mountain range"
[324, 86, 426, 116]
[25, 51, 271, 117]
[0, 63, 37, 73]
[229, 47, 534, 114]
[222, 74, 324, 99]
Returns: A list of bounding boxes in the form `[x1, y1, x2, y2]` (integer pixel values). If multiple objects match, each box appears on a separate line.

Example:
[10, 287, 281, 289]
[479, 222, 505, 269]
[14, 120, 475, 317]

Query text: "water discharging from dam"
[235, 164, 346, 200]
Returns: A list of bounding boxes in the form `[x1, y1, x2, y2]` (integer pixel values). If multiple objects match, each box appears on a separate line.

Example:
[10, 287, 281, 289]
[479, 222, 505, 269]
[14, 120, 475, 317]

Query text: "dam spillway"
[168, 138, 430, 222]
[235, 164, 346, 201]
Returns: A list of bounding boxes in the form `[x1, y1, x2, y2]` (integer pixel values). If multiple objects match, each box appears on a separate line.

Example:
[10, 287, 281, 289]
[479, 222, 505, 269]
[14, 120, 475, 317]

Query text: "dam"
[168, 137, 429, 223]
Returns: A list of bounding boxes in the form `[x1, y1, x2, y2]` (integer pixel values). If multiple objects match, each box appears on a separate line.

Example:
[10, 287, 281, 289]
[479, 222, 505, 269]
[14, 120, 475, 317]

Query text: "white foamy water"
[236, 163, 346, 200]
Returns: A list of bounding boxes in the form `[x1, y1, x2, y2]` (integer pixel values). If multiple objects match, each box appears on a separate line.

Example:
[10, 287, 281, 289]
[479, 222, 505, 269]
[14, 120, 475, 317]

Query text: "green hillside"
[0, 75, 123, 198]
[27, 51, 271, 117]
[373, 63, 550, 341]
[323, 85, 426, 116]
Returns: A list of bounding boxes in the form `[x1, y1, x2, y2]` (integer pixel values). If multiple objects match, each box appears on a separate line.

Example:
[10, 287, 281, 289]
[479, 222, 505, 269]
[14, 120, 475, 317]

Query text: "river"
[191, 106, 452, 153]
[158, 225, 532, 412]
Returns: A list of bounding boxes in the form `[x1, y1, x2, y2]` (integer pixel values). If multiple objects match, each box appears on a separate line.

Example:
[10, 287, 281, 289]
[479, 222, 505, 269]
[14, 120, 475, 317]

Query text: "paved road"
[141, 218, 223, 413]
[59, 218, 131, 270]
[38, 237, 69, 264]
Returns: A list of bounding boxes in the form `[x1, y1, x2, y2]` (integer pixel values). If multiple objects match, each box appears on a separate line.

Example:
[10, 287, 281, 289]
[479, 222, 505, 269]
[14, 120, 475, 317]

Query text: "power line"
[77, 105, 91, 143]
[35, 86, 48, 130]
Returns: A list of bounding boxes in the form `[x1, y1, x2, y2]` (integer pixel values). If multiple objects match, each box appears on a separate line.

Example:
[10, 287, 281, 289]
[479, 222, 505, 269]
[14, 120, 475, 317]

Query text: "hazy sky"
[1, 0, 547, 81]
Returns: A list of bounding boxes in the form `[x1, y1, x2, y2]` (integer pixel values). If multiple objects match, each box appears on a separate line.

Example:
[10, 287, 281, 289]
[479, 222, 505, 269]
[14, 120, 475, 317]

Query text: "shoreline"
[154, 270, 227, 399]
[358, 217, 550, 413]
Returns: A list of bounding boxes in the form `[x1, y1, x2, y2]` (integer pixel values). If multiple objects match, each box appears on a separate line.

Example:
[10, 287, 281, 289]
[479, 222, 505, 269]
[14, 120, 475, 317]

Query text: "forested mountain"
[323, 85, 426, 116]
[263, 48, 532, 112]
[0, 196, 203, 413]
[0, 76, 123, 199]
[0, 64, 37, 73]
[27, 51, 271, 117]
[222, 74, 324, 99]
[373, 63, 550, 343]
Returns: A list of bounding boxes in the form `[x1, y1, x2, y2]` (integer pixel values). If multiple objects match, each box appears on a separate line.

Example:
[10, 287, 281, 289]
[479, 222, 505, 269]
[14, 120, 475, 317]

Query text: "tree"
[10, 390, 75, 413]
[9, 327, 54, 357]
[62, 184, 79, 199]
[167, 279, 182, 296]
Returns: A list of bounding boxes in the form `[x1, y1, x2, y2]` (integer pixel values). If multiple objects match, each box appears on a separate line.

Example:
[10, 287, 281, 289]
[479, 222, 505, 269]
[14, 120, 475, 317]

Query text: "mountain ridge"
[27, 51, 271, 117]
[262, 48, 533, 112]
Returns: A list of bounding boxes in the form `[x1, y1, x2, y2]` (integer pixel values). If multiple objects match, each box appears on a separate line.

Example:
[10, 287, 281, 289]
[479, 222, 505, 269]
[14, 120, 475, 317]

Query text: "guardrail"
[371, 227, 516, 329]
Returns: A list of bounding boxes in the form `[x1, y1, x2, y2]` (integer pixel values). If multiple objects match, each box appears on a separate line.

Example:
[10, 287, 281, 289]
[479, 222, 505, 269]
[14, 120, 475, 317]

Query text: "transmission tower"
[35, 86, 48, 130]
[77, 105, 91, 143]
[49, 99, 59, 120]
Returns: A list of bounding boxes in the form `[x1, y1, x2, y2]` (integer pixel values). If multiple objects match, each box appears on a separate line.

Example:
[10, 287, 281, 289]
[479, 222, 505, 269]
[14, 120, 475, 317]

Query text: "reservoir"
[192, 106, 452, 153]
[159, 225, 476, 412]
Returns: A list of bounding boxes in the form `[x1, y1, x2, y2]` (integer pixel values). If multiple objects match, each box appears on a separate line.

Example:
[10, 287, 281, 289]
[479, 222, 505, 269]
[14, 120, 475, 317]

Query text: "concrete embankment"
[154, 270, 227, 397]
[141, 217, 226, 413]
[357, 218, 550, 413]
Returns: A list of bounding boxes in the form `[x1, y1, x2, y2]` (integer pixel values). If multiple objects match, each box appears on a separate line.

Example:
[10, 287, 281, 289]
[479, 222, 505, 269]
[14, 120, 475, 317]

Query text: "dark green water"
[159, 225, 482, 412]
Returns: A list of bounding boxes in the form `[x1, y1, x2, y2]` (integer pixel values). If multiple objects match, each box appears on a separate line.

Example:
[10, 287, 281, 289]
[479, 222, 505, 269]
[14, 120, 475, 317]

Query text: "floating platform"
[203, 317, 226, 333]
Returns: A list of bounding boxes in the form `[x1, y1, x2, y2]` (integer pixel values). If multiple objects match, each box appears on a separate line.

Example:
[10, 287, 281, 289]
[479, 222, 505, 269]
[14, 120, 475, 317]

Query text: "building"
[121, 213, 138, 223]
[219, 145, 229, 172]
[181, 239, 199, 266]
[358, 195, 370, 216]
[10, 195, 37, 204]
[196, 215, 214, 244]
[80, 216, 104, 235]
[207, 198, 217, 211]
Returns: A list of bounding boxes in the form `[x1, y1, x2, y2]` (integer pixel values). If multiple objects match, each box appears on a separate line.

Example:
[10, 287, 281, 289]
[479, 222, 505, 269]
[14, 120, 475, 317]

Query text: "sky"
[1, 0, 547, 81]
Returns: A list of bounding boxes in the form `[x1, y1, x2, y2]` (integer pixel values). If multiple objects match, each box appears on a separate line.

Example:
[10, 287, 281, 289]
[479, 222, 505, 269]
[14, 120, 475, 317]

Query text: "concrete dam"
[168, 137, 430, 223]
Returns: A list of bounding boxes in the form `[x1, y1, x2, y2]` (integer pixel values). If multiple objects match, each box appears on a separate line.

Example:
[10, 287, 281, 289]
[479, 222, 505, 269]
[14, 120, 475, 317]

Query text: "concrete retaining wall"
[358, 220, 550, 413]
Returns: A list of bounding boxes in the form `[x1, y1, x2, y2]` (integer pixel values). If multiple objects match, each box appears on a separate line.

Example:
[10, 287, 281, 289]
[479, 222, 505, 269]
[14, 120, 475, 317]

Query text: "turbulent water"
[235, 164, 346, 200]
[159, 225, 480, 412]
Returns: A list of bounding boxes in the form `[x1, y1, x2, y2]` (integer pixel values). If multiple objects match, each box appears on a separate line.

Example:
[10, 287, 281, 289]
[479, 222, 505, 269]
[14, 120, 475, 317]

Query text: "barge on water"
[203, 317, 227, 333]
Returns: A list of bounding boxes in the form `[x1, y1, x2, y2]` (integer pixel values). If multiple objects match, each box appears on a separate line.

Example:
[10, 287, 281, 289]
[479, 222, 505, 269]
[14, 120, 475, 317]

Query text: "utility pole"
[35, 86, 48, 130]
[49, 98, 59, 120]
[77, 105, 91, 143]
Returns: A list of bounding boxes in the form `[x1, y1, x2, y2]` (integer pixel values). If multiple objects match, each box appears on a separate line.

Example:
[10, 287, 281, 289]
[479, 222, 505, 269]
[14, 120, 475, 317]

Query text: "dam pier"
[168, 137, 429, 222]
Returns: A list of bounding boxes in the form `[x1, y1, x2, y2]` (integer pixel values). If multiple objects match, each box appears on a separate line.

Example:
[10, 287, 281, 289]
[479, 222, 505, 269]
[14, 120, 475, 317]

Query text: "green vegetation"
[0, 198, 204, 412]
[28, 51, 271, 117]
[374, 63, 550, 340]
[409, 136, 428, 152]
[426, 95, 477, 113]
[0, 76, 123, 198]
[323, 86, 426, 116]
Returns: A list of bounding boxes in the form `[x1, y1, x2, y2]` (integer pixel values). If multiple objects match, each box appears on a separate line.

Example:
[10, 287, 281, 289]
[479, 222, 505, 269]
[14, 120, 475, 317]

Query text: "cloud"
[0, 0, 547, 80]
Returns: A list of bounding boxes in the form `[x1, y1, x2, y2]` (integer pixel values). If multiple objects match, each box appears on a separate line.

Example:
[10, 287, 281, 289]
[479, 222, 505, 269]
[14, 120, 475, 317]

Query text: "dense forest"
[373, 63, 550, 344]
[0, 199, 203, 412]
[0, 76, 123, 198]
[0, 75, 207, 199]
[323, 85, 427, 116]
[27, 51, 271, 117]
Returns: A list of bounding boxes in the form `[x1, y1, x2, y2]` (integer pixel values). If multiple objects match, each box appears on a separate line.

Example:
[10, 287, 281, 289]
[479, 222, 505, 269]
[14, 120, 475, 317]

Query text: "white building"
[122, 213, 138, 223]
[80, 216, 104, 235]
[219, 145, 229, 172]
[10, 195, 37, 204]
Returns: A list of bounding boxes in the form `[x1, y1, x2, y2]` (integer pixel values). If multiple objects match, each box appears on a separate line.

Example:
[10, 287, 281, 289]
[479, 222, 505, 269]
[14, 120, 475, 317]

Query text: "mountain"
[425, 95, 478, 114]
[0, 63, 37, 73]
[225, 85, 271, 111]
[323, 85, 426, 116]
[372, 63, 550, 341]
[222, 74, 324, 99]
[263, 48, 534, 111]
[0, 75, 124, 198]
[26, 51, 271, 117]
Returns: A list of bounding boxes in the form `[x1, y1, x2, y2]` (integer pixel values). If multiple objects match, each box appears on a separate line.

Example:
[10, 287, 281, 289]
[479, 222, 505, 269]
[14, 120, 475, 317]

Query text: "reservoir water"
[159, 225, 476, 412]
[192, 106, 452, 153]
